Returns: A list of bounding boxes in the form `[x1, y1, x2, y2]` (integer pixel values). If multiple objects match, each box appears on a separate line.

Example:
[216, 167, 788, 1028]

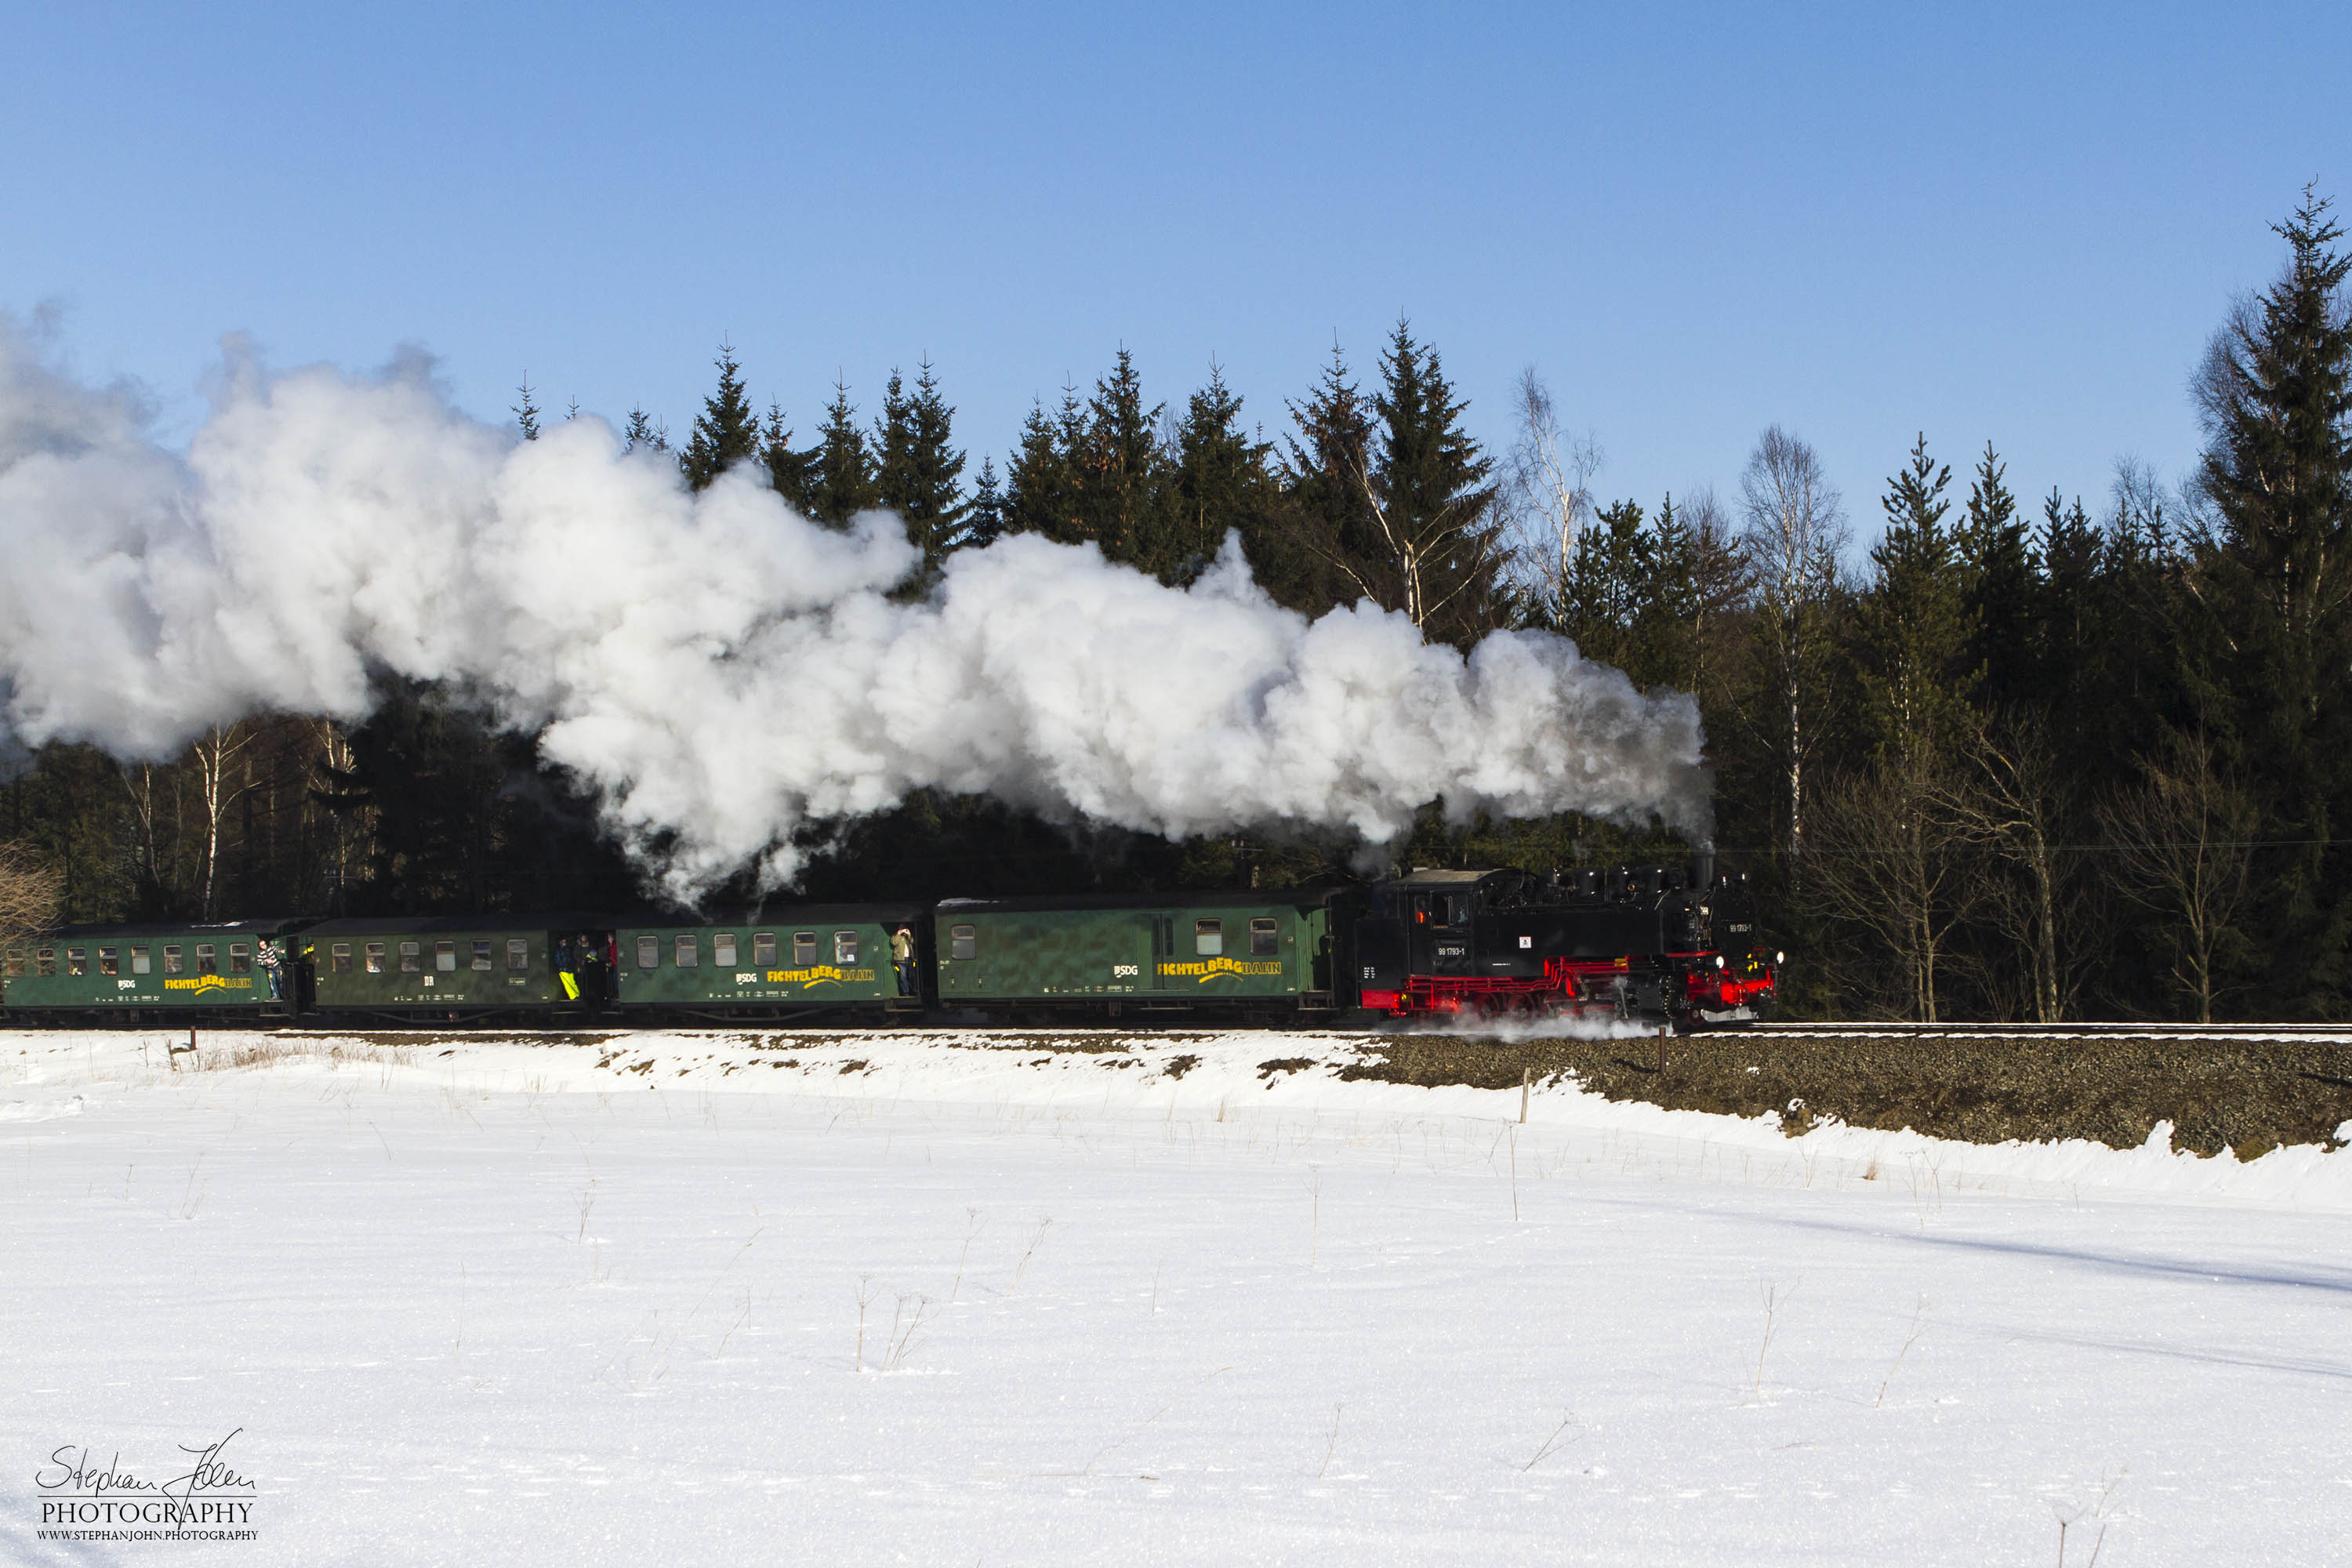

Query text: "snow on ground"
[2, 1028, 2348, 1564]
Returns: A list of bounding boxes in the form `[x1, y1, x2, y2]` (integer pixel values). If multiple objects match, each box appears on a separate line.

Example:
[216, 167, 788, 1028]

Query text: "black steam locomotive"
[1352, 858, 1779, 1024]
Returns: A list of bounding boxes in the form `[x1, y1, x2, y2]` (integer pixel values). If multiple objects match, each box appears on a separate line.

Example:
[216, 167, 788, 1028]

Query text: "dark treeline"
[7, 194, 2349, 1022]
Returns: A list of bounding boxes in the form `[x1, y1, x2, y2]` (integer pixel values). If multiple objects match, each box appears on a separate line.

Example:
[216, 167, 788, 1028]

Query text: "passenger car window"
[195, 944, 217, 975]
[67, 947, 87, 976]
[675, 935, 699, 968]
[636, 935, 659, 969]
[399, 942, 421, 974]
[2, 949, 20, 978]
[507, 939, 530, 971]
[793, 932, 817, 966]
[949, 924, 976, 961]
[332, 943, 353, 974]
[229, 943, 251, 975]
[37, 948, 56, 976]
[752, 933, 776, 967]
[365, 942, 385, 974]
[434, 940, 456, 972]
[471, 940, 493, 971]
[99, 946, 119, 975]
[1250, 918, 1279, 957]
[833, 931, 858, 965]
[1194, 919, 1223, 957]
[130, 946, 151, 975]
[713, 933, 737, 967]
[162, 946, 182, 975]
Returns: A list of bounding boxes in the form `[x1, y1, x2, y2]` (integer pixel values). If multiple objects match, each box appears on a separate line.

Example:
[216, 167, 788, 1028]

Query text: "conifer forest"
[9, 194, 2350, 1026]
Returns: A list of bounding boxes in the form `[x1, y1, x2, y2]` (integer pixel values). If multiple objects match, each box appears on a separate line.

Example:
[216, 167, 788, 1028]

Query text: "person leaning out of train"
[257, 938, 284, 1000]
[891, 926, 916, 996]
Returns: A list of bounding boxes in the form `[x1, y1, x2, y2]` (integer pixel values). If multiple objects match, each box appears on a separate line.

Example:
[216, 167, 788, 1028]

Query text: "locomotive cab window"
[67, 947, 86, 977]
[195, 944, 217, 975]
[434, 940, 456, 973]
[793, 932, 818, 966]
[506, 939, 530, 971]
[331, 943, 353, 974]
[99, 946, 119, 975]
[752, 933, 776, 967]
[675, 935, 699, 968]
[1249, 918, 1279, 957]
[229, 943, 252, 975]
[162, 945, 183, 975]
[949, 924, 977, 961]
[399, 942, 421, 974]
[713, 933, 737, 968]
[1194, 919, 1223, 957]
[365, 942, 385, 974]
[833, 931, 858, 965]
[471, 941, 493, 971]
[637, 936, 659, 969]
[130, 946, 151, 975]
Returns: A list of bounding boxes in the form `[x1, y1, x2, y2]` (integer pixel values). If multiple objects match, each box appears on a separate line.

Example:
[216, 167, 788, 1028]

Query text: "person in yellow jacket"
[891, 926, 916, 996]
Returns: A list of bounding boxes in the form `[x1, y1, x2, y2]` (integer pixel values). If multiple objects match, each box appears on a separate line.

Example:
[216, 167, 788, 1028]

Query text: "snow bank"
[10, 1027, 2347, 1211]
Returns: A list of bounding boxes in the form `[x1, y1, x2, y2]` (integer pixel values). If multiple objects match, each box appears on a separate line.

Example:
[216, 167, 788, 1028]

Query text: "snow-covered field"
[3, 1028, 2348, 1565]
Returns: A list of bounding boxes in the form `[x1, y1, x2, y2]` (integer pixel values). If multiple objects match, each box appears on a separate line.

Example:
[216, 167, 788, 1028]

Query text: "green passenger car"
[300, 916, 609, 1022]
[1, 919, 313, 1024]
[932, 892, 1337, 1013]
[610, 906, 927, 1019]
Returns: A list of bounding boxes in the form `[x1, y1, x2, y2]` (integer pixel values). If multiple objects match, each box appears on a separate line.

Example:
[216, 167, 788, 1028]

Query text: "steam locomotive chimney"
[1691, 850, 1716, 891]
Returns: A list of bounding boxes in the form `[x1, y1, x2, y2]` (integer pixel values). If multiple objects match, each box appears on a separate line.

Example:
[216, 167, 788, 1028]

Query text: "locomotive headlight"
[1714, 955, 1726, 969]
[1774, 950, 1785, 965]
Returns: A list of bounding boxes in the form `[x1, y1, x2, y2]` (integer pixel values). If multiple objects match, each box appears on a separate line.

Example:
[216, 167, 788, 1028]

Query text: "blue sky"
[5, 2, 2346, 542]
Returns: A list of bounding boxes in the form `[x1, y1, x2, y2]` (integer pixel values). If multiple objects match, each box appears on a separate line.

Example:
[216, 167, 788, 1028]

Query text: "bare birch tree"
[1501, 368, 1602, 615]
[190, 721, 263, 919]
[1943, 714, 2083, 1022]
[1345, 455, 1509, 633]
[2098, 731, 2255, 1022]
[1809, 754, 1975, 1021]
[1737, 427, 1847, 852]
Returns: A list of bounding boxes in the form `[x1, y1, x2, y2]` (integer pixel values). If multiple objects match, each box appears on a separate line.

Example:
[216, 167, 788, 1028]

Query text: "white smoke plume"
[0, 319, 1711, 898]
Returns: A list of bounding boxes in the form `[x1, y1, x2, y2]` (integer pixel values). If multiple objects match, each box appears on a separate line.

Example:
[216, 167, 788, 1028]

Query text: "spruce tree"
[873, 361, 969, 568]
[680, 344, 760, 491]
[962, 456, 1006, 552]
[1630, 493, 1704, 692]
[513, 379, 542, 441]
[1073, 349, 1172, 572]
[1563, 499, 1646, 670]
[1960, 442, 2036, 713]
[1169, 363, 1283, 586]
[761, 404, 814, 514]
[1858, 434, 1977, 768]
[1004, 393, 1080, 542]
[1370, 321, 1504, 643]
[622, 407, 668, 453]
[2190, 187, 2352, 1014]
[1279, 343, 1382, 615]
[805, 379, 877, 526]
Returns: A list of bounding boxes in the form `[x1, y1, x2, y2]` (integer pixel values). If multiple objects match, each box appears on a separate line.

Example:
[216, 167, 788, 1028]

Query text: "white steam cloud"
[0, 320, 1709, 897]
